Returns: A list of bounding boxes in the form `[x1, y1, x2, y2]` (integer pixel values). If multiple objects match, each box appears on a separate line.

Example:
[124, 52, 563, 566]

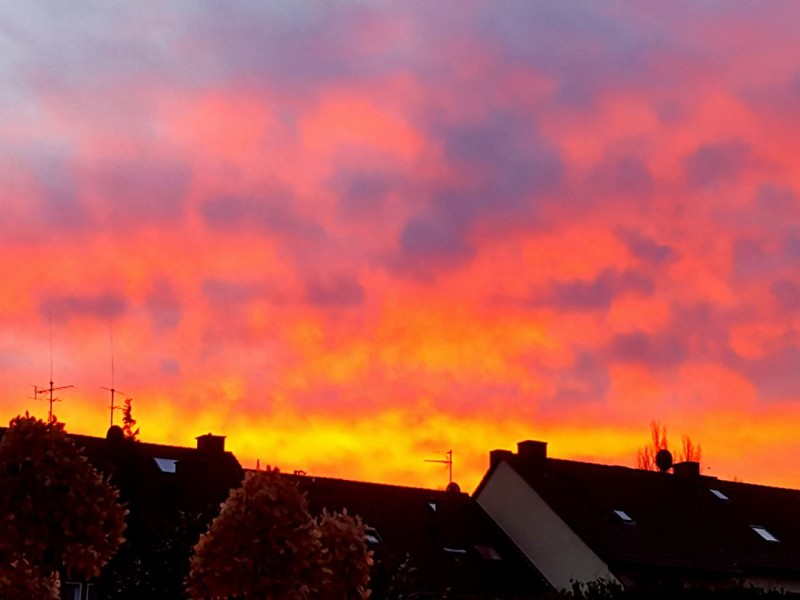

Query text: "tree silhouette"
[635, 421, 668, 470]
[121, 397, 139, 441]
[186, 468, 323, 599]
[0, 414, 127, 588]
[678, 434, 702, 464]
[635, 420, 702, 471]
[316, 509, 372, 599]
[186, 468, 373, 599]
[0, 555, 60, 599]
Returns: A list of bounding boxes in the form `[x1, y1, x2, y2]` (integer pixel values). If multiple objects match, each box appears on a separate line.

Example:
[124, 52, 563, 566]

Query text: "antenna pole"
[37, 314, 73, 422]
[448, 449, 453, 484]
[102, 322, 126, 427]
[36, 380, 74, 423]
[49, 311, 53, 382]
[424, 449, 454, 485]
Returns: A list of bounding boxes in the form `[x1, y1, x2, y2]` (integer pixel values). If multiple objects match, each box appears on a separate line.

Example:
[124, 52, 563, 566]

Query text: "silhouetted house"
[0, 426, 244, 600]
[474, 440, 800, 594]
[288, 472, 550, 599]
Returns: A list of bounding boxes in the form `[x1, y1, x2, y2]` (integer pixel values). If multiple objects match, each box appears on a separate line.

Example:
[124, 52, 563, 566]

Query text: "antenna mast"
[36, 313, 74, 423]
[101, 322, 126, 427]
[424, 449, 454, 485]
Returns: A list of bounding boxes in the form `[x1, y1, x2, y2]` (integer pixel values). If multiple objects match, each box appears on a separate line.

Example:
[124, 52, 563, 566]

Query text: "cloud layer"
[2, 1, 800, 489]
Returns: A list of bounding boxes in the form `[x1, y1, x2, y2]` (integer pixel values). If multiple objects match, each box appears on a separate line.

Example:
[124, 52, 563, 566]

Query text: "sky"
[2, 1, 800, 491]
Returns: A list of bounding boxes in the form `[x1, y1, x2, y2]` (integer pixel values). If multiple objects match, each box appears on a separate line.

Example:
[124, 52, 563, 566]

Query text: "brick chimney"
[673, 461, 700, 478]
[516, 440, 548, 473]
[489, 449, 514, 469]
[196, 433, 226, 453]
[517, 440, 547, 463]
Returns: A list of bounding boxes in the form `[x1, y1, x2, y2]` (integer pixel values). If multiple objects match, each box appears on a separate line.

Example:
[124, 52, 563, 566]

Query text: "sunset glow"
[3, 2, 800, 492]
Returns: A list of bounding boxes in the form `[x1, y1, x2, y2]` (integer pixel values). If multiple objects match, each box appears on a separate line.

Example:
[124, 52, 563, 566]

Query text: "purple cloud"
[40, 292, 127, 322]
[685, 141, 754, 188]
[305, 275, 365, 308]
[333, 171, 398, 218]
[202, 279, 270, 309]
[387, 112, 562, 280]
[771, 279, 800, 313]
[609, 331, 686, 368]
[532, 269, 653, 311]
[202, 195, 325, 241]
[94, 159, 191, 224]
[587, 156, 654, 200]
[741, 345, 800, 401]
[618, 229, 677, 265]
[146, 278, 182, 332]
[551, 351, 611, 406]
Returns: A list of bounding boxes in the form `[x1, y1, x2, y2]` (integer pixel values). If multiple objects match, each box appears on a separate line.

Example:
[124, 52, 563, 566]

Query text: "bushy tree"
[187, 468, 373, 599]
[0, 414, 127, 587]
[0, 555, 60, 599]
[317, 509, 372, 599]
[187, 468, 323, 599]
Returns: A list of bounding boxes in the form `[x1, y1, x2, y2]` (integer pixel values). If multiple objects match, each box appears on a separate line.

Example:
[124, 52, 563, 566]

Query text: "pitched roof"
[477, 450, 800, 582]
[286, 472, 550, 599]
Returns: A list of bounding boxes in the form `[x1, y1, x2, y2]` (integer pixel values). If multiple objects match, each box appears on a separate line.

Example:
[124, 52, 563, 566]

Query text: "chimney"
[517, 440, 547, 463]
[489, 449, 514, 469]
[672, 461, 700, 479]
[196, 433, 226, 453]
[517, 440, 548, 473]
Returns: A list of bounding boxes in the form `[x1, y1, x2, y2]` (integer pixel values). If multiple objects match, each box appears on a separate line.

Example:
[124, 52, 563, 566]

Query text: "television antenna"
[36, 312, 73, 423]
[424, 449, 454, 485]
[101, 322, 126, 427]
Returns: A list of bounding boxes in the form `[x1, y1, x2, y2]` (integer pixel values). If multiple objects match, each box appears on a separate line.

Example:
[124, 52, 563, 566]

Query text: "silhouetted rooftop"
[285, 471, 551, 599]
[477, 450, 800, 585]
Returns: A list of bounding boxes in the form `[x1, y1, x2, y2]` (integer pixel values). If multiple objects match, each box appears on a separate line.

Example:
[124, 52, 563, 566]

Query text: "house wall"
[476, 461, 618, 591]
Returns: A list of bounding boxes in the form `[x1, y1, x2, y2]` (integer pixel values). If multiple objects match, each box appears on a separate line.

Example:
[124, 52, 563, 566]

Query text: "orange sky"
[3, 2, 800, 492]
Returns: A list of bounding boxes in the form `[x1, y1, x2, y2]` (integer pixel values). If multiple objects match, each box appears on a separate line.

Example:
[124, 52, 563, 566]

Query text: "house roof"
[285, 472, 551, 599]
[475, 447, 800, 582]
[0, 425, 244, 511]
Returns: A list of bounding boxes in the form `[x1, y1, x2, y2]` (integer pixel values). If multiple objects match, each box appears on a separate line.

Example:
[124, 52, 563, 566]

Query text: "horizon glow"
[3, 2, 800, 492]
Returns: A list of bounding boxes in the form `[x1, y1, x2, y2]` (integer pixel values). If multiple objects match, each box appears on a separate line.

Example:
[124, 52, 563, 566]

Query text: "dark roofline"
[473, 441, 800, 496]
[266, 469, 470, 497]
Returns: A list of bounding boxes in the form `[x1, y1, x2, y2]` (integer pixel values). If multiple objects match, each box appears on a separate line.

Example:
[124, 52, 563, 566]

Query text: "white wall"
[476, 461, 618, 591]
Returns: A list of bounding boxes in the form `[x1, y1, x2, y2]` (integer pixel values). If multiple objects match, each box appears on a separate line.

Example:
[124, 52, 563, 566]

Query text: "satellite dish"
[655, 449, 673, 472]
[106, 425, 124, 442]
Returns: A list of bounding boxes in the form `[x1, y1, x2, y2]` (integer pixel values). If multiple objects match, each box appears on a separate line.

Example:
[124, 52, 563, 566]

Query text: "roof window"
[709, 489, 729, 501]
[613, 509, 635, 524]
[154, 457, 177, 473]
[443, 547, 467, 554]
[428, 501, 437, 512]
[751, 525, 779, 542]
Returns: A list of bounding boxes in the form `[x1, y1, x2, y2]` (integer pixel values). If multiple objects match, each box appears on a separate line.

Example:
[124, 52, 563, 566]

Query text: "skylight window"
[428, 502, 437, 512]
[709, 489, 730, 501]
[153, 457, 177, 473]
[751, 526, 779, 542]
[613, 509, 635, 524]
[364, 527, 381, 545]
